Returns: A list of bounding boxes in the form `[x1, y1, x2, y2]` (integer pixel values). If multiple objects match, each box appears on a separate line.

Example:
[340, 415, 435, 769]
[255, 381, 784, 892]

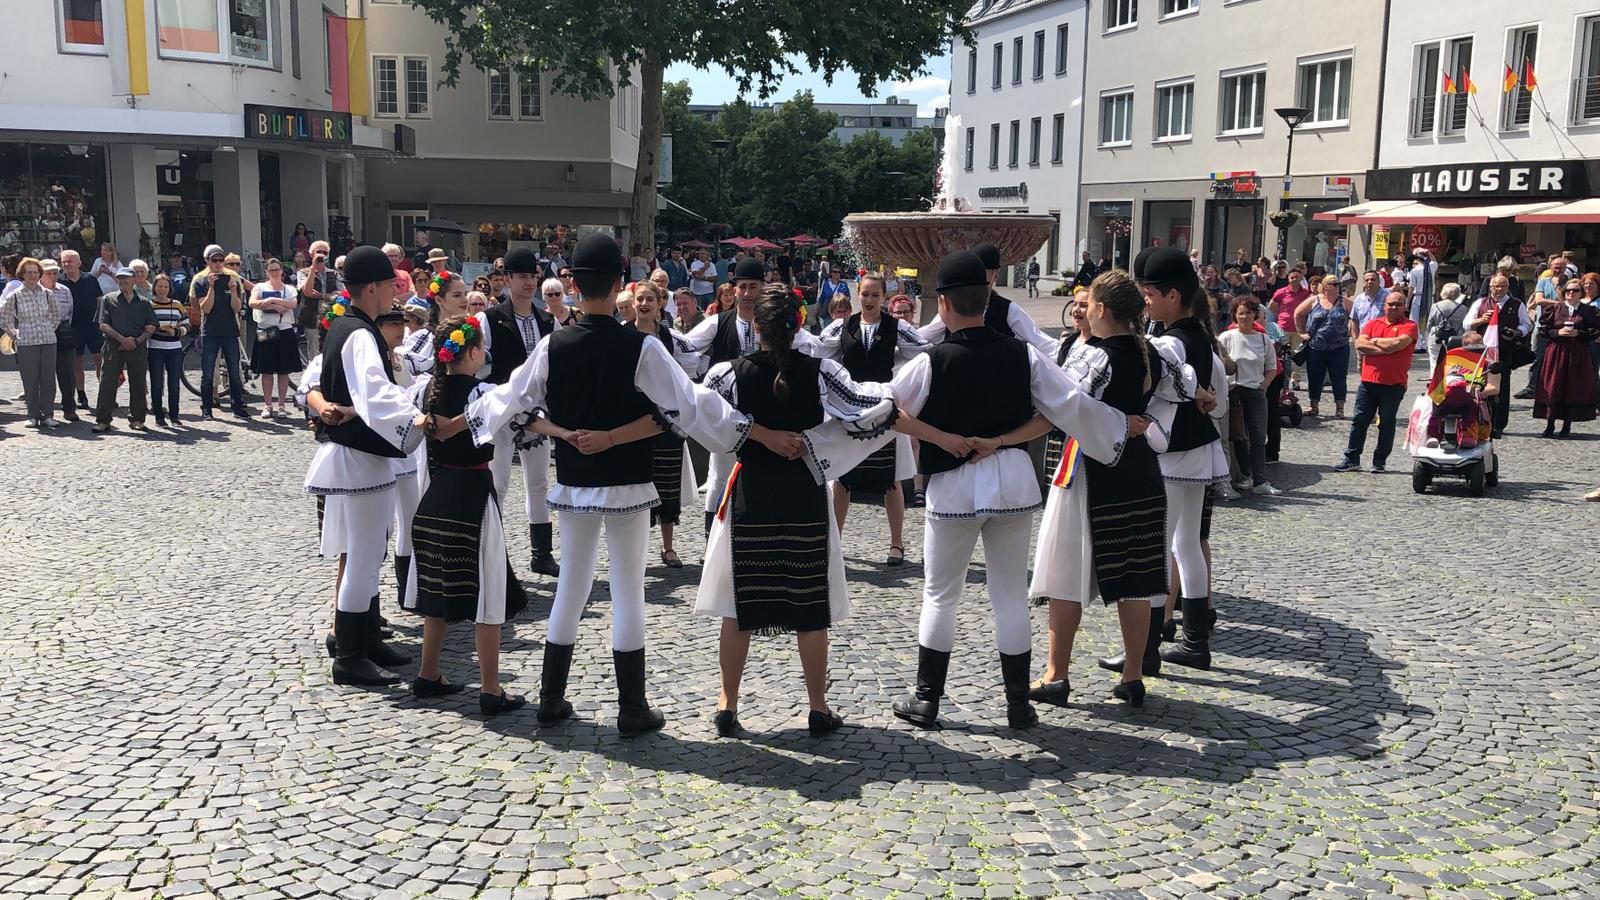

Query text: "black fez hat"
[1135, 246, 1198, 293]
[342, 245, 395, 286]
[1131, 246, 1156, 281]
[374, 301, 408, 324]
[733, 257, 766, 283]
[936, 250, 989, 292]
[972, 242, 1001, 270]
[570, 233, 622, 276]
[503, 246, 541, 275]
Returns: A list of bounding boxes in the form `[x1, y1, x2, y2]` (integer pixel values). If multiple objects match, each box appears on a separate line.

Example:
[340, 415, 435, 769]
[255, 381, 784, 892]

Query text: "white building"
[687, 97, 942, 146]
[946, 0, 1088, 278]
[1352, 2, 1600, 285]
[1076, 0, 1385, 275]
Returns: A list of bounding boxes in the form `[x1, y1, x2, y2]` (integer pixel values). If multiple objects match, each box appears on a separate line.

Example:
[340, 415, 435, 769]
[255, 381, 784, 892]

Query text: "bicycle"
[180, 327, 303, 403]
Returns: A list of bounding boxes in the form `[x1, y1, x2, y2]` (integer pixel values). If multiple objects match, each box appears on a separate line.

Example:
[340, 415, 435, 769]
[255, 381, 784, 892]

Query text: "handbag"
[1291, 341, 1310, 366]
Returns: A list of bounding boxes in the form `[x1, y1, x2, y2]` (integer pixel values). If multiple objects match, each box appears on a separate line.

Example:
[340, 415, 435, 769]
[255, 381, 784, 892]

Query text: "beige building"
[361, 0, 641, 259]
[1078, 0, 1384, 274]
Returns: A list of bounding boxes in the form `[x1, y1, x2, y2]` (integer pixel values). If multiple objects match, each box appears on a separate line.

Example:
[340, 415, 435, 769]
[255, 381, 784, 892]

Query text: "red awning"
[783, 234, 824, 244]
[1514, 198, 1600, 223]
[1338, 199, 1565, 225]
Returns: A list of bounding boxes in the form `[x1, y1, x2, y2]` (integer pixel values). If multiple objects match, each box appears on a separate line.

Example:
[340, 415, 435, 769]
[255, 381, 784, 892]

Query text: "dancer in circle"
[628, 281, 701, 567]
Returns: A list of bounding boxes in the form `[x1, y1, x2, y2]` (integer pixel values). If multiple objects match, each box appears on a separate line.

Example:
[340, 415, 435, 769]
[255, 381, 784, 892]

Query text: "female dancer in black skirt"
[629, 282, 699, 568]
[694, 286, 897, 737]
[404, 316, 530, 716]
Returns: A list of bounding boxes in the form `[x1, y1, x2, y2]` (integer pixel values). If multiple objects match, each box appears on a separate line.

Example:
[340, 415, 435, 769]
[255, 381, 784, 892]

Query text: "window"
[488, 69, 512, 119]
[1441, 38, 1472, 134]
[1100, 90, 1134, 145]
[374, 56, 399, 116]
[59, 0, 104, 51]
[1008, 120, 1020, 167]
[964, 127, 975, 171]
[157, 0, 275, 65]
[1029, 117, 1042, 165]
[1296, 54, 1353, 125]
[967, 47, 978, 93]
[389, 210, 429, 247]
[1105, 0, 1136, 31]
[1161, 0, 1197, 17]
[1033, 31, 1045, 79]
[989, 123, 1000, 168]
[519, 69, 543, 119]
[992, 42, 1003, 89]
[1055, 24, 1069, 74]
[1155, 79, 1194, 141]
[1051, 113, 1065, 163]
[1012, 36, 1023, 84]
[1219, 68, 1265, 134]
[1409, 43, 1440, 137]
[404, 56, 431, 116]
[1577, 16, 1600, 123]
[1502, 26, 1537, 131]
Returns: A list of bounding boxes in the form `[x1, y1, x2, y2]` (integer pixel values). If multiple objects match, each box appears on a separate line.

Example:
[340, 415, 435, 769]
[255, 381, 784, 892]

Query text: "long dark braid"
[754, 284, 801, 402]
[1090, 270, 1153, 395]
[422, 314, 483, 437]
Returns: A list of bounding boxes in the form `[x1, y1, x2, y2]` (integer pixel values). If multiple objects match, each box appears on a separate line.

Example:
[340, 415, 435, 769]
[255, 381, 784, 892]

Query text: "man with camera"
[192, 244, 252, 419]
[298, 240, 337, 355]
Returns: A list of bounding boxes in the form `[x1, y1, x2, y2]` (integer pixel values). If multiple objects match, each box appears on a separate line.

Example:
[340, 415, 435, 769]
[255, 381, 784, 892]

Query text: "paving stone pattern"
[0, 363, 1597, 900]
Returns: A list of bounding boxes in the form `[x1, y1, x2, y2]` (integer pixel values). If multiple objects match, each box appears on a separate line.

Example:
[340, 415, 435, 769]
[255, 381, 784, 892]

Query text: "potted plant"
[1268, 210, 1301, 229]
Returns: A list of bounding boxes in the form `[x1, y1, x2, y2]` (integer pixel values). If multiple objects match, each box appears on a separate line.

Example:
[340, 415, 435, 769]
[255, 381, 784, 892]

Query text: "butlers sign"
[244, 104, 352, 146]
[1366, 161, 1589, 200]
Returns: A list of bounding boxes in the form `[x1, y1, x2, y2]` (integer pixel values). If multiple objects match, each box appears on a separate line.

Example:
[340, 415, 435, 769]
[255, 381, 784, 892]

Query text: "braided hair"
[1089, 270, 1153, 395]
[754, 283, 803, 402]
[422, 314, 484, 437]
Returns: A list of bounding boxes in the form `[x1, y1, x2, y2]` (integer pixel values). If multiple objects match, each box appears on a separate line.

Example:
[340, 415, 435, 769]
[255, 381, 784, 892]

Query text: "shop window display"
[1282, 199, 1350, 274]
[1143, 200, 1193, 252]
[0, 144, 109, 258]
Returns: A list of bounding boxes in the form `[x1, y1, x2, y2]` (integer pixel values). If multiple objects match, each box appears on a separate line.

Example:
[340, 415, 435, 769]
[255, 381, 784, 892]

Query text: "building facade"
[946, 0, 1088, 278]
[361, 0, 641, 263]
[687, 97, 943, 146]
[1077, 0, 1384, 275]
[1349, 2, 1600, 288]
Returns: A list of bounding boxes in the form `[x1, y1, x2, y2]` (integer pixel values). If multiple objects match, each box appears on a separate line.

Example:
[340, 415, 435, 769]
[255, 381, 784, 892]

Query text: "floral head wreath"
[319, 290, 350, 331]
[436, 319, 479, 365]
[426, 270, 454, 300]
[791, 288, 807, 330]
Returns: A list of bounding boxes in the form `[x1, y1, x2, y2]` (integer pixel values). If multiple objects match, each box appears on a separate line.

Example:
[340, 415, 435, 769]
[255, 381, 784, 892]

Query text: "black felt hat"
[732, 257, 766, 283]
[971, 242, 1001, 270]
[342, 245, 395, 286]
[503, 246, 541, 274]
[936, 250, 989, 292]
[1135, 246, 1198, 293]
[570, 233, 622, 277]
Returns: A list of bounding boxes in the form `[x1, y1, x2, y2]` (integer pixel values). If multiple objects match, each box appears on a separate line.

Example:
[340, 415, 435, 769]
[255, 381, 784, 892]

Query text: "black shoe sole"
[1027, 681, 1071, 707]
[891, 701, 939, 729]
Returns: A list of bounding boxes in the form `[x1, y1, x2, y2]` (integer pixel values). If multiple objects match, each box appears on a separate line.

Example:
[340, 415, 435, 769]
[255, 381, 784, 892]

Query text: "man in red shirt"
[1335, 289, 1418, 473]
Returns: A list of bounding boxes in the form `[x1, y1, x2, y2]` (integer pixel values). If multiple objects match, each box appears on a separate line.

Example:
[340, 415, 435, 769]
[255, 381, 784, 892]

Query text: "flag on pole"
[1503, 64, 1519, 93]
[1442, 73, 1457, 94]
[1480, 301, 1501, 367]
[1524, 60, 1538, 90]
[1462, 68, 1478, 95]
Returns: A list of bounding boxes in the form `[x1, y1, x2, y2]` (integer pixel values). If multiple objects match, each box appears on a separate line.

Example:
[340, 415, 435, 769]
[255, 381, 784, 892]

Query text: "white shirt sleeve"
[797, 318, 845, 359]
[816, 358, 897, 434]
[342, 331, 424, 455]
[295, 354, 324, 408]
[679, 310, 723, 354]
[400, 328, 435, 377]
[888, 353, 934, 417]
[466, 335, 550, 447]
[1027, 345, 1128, 466]
[1008, 302, 1061, 359]
[635, 338, 752, 453]
[916, 315, 948, 345]
[1150, 334, 1198, 402]
[893, 319, 932, 366]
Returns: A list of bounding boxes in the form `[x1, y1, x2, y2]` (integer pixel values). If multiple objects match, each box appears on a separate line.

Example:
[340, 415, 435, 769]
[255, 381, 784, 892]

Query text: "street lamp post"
[1272, 106, 1310, 261]
[710, 138, 731, 225]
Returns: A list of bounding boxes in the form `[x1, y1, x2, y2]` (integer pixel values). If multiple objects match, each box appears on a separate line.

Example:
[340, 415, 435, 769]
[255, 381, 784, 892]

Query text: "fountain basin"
[843, 212, 1056, 277]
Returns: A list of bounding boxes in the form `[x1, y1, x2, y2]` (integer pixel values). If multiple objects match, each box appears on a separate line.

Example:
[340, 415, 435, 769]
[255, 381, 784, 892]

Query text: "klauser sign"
[244, 104, 352, 146]
[1366, 161, 1589, 200]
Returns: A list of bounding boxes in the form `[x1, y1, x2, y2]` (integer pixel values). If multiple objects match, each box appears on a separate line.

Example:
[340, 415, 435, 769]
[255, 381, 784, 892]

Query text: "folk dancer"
[917, 242, 1060, 359]
[627, 281, 701, 568]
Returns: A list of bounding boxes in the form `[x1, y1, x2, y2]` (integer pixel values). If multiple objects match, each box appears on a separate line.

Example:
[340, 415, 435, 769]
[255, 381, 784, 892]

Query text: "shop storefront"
[1143, 200, 1193, 252]
[1084, 200, 1132, 269]
[1203, 173, 1263, 269]
[0, 143, 110, 259]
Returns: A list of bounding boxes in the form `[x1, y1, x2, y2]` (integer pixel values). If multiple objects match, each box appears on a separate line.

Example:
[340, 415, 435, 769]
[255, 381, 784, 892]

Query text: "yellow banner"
[124, 0, 149, 95]
[346, 18, 370, 117]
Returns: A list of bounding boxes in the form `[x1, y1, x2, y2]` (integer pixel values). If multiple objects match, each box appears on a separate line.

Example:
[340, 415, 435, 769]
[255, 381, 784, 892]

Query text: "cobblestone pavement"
[1, 362, 1597, 900]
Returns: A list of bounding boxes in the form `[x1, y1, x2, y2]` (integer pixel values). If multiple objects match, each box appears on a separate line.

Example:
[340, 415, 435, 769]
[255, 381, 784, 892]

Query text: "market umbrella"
[719, 236, 748, 245]
[746, 238, 782, 251]
[679, 239, 713, 249]
[815, 244, 837, 251]
[783, 234, 824, 245]
[417, 217, 470, 234]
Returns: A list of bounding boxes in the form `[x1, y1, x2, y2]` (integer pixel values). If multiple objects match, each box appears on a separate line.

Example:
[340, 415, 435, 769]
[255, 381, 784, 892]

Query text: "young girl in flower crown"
[402, 315, 531, 716]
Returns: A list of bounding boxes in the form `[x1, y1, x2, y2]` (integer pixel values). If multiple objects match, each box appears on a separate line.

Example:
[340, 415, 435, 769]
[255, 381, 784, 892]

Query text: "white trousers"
[545, 510, 649, 652]
[918, 512, 1034, 656]
[393, 474, 421, 557]
[702, 449, 734, 513]
[1165, 481, 1209, 598]
[491, 434, 552, 526]
[320, 489, 394, 613]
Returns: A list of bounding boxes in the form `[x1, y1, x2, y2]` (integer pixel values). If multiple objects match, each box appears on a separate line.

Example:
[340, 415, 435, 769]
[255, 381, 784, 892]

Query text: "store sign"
[1371, 225, 1389, 261]
[156, 165, 183, 191]
[1409, 225, 1446, 254]
[978, 182, 1029, 204]
[1208, 171, 1259, 196]
[1323, 176, 1354, 196]
[1367, 161, 1588, 200]
[244, 104, 352, 146]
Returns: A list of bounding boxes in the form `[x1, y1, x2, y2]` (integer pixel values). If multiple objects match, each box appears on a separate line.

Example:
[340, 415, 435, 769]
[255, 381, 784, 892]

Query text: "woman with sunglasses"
[1532, 276, 1600, 438]
[542, 277, 576, 327]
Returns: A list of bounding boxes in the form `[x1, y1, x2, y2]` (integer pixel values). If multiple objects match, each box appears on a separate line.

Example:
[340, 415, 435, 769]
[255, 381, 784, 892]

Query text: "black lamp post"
[710, 138, 731, 225]
[1272, 106, 1310, 261]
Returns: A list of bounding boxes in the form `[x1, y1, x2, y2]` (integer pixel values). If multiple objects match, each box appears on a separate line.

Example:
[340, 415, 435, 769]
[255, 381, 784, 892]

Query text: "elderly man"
[91, 267, 157, 433]
[1334, 290, 1417, 473]
[1467, 273, 1531, 436]
[298, 240, 336, 355]
[129, 259, 153, 300]
[40, 259, 79, 422]
[192, 244, 251, 419]
[58, 248, 104, 406]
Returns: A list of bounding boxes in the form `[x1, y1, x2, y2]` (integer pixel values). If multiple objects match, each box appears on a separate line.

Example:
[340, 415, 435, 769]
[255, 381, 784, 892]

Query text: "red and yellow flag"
[1461, 68, 1478, 95]
[1442, 73, 1457, 95]
[1050, 437, 1082, 489]
[1503, 64, 1519, 93]
[1429, 347, 1487, 405]
[715, 462, 742, 521]
[1524, 60, 1538, 90]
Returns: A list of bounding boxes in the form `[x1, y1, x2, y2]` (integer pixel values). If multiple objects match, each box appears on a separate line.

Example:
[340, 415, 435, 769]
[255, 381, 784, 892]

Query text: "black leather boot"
[537, 642, 576, 724]
[332, 610, 401, 686]
[892, 646, 951, 728]
[614, 648, 665, 736]
[529, 524, 560, 577]
[1097, 605, 1164, 677]
[365, 599, 412, 668]
[1160, 596, 1212, 670]
[999, 651, 1038, 729]
[393, 554, 412, 609]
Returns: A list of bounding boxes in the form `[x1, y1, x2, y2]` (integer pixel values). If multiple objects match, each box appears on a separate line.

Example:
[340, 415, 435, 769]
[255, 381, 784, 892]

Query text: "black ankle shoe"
[1112, 680, 1146, 708]
[479, 690, 528, 716]
[714, 709, 746, 738]
[1027, 680, 1071, 707]
[412, 676, 467, 699]
[892, 695, 940, 728]
[808, 709, 844, 736]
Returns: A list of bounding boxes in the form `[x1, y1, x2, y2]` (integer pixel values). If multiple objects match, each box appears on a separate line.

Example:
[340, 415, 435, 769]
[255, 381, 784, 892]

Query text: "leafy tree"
[729, 93, 846, 238]
[404, 0, 971, 248]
